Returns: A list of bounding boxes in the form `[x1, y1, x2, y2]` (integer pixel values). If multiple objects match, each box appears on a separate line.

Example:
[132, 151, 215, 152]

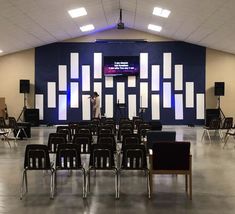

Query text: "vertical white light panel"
[82, 95, 91, 120]
[58, 65, 67, 91]
[35, 94, 44, 120]
[163, 53, 172, 79]
[128, 95, 136, 119]
[58, 95, 67, 120]
[70, 82, 79, 108]
[175, 64, 183, 90]
[151, 65, 160, 91]
[128, 76, 136, 87]
[94, 82, 102, 107]
[70, 53, 79, 79]
[186, 82, 194, 108]
[140, 53, 148, 79]
[163, 82, 171, 108]
[140, 82, 148, 108]
[151, 94, 160, 120]
[94, 53, 102, 79]
[82, 65, 90, 91]
[105, 95, 113, 117]
[105, 76, 113, 88]
[175, 94, 183, 120]
[196, 94, 205, 119]
[47, 82, 56, 108]
[117, 82, 125, 103]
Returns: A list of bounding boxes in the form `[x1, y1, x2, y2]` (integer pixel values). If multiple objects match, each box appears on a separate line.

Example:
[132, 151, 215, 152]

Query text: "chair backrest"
[68, 123, 79, 136]
[48, 133, 67, 153]
[56, 144, 82, 169]
[132, 117, 143, 129]
[152, 141, 190, 170]
[122, 134, 141, 146]
[56, 126, 72, 141]
[138, 123, 151, 136]
[72, 133, 92, 153]
[209, 118, 221, 129]
[97, 133, 116, 150]
[121, 144, 147, 169]
[0, 117, 6, 128]
[8, 117, 17, 128]
[147, 131, 176, 149]
[24, 144, 51, 170]
[221, 117, 233, 129]
[119, 129, 133, 141]
[76, 125, 91, 134]
[89, 144, 115, 169]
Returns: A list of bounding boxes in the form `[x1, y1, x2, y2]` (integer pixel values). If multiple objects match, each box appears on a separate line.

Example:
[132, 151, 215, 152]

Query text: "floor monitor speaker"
[205, 109, 220, 126]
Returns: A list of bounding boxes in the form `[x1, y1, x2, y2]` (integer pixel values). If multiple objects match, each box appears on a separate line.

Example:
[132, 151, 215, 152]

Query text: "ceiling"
[1, 0, 235, 56]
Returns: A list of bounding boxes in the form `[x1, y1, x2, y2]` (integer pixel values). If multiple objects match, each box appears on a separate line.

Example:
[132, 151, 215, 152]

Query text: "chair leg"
[189, 173, 192, 200]
[185, 174, 188, 193]
[50, 170, 54, 199]
[87, 170, 90, 194]
[82, 168, 86, 199]
[25, 170, 28, 193]
[223, 136, 230, 149]
[206, 130, 211, 143]
[20, 169, 26, 199]
[115, 169, 119, 199]
[147, 170, 151, 199]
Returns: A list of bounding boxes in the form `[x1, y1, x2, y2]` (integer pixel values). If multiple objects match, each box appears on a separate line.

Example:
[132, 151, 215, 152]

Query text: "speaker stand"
[17, 93, 27, 122]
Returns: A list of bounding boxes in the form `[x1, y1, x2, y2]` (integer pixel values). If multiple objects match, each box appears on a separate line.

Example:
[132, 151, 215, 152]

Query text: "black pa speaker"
[214, 82, 224, 96]
[24, 109, 39, 126]
[20, 79, 30, 93]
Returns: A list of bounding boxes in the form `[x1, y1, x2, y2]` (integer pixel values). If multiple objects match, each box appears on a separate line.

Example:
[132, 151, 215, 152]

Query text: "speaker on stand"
[17, 80, 30, 122]
[214, 82, 225, 121]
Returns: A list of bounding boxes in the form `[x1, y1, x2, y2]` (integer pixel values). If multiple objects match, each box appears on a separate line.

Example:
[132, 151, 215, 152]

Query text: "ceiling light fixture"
[153, 7, 171, 18]
[0, 50, 3, 53]
[68, 7, 87, 18]
[148, 24, 162, 32]
[80, 24, 95, 32]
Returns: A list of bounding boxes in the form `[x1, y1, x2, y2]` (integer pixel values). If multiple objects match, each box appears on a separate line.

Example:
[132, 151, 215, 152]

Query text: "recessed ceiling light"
[0, 50, 3, 53]
[80, 24, 95, 32]
[68, 7, 87, 18]
[153, 7, 171, 18]
[148, 24, 162, 32]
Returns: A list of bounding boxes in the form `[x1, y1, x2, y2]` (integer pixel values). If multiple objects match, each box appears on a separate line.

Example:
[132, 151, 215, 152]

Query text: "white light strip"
[152, 94, 160, 120]
[47, 82, 56, 108]
[35, 94, 44, 120]
[58, 95, 67, 120]
[70, 53, 79, 79]
[140, 82, 148, 108]
[128, 95, 136, 120]
[163, 53, 172, 79]
[105, 95, 113, 117]
[105, 76, 113, 88]
[186, 82, 194, 108]
[140, 53, 148, 79]
[94, 82, 102, 107]
[82, 95, 91, 120]
[151, 65, 160, 91]
[58, 65, 67, 91]
[163, 82, 171, 108]
[80, 24, 94, 32]
[175, 94, 183, 120]
[94, 53, 102, 79]
[175, 64, 183, 90]
[196, 94, 205, 119]
[117, 82, 125, 104]
[128, 76, 136, 87]
[68, 7, 87, 18]
[148, 24, 162, 32]
[70, 82, 79, 108]
[153, 7, 171, 18]
[82, 65, 90, 91]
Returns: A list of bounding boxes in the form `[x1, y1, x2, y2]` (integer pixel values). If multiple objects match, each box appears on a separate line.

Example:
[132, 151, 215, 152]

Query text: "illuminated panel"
[140, 53, 148, 79]
[175, 94, 183, 120]
[163, 53, 171, 79]
[140, 82, 148, 108]
[58, 94, 67, 120]
[151, 94, 160, 120]
[70, 53, 79, 79]
[151, 65, 160, 91]
[58, 65, 67, 91]
[163, 82, 171, 108]
[82, 65, 90, 91]
[105, 76, 113, 88]
[175, 64, 183, 90]
[186, 82, 194, 108]
[128, 95, 136, 119]
[47, 82, 56, 108]
[94, 53, 102, 79]
[82, 95, 91, 120]
[35, 94, 44, 120]
[196, 93, 205, 119]
[117, 82, 125, 103]
[128, 76, 136, 87]
[105, 95, 113, 117]
[70, 82, 79, 108]
[94, 82, 102, 107]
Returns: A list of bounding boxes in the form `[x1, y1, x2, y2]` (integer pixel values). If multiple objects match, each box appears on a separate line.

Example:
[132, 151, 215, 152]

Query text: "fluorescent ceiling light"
[0, 50, 3, 53]
[148, 24, 162, 32]
[68, 7, 87, 18]
[153, 7, 171, 18]
[80, 24, 95, 32]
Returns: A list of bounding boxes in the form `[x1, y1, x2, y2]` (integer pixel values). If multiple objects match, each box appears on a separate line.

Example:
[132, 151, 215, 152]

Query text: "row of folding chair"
[20, 143, 150, 199]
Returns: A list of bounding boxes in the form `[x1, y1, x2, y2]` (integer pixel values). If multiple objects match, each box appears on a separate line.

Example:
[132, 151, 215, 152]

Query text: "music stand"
[17, 93, 27, 122]
[217, 96, 225, 121]
[116, 103, 126, 121]
[139, 107, 147, 120]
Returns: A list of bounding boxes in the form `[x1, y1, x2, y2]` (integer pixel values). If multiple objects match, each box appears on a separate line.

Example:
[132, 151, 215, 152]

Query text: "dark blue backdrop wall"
[35, 41, 206, 125]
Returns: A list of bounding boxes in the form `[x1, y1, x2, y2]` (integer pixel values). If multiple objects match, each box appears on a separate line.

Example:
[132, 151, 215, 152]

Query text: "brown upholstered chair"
[149, 141, 192, 200]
